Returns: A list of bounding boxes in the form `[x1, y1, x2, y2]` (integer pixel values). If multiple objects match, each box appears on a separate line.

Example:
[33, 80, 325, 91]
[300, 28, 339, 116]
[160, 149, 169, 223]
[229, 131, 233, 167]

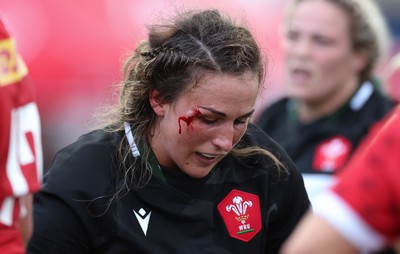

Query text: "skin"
[19, 194, 33, 246]
[283, 0, 366, 123]
[149, 71, 259, 178]
[280, 211, 359, 254]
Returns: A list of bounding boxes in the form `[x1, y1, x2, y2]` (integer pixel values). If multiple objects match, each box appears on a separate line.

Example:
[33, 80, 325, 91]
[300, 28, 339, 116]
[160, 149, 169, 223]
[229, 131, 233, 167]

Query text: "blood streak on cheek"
[178, 109, 202, 134]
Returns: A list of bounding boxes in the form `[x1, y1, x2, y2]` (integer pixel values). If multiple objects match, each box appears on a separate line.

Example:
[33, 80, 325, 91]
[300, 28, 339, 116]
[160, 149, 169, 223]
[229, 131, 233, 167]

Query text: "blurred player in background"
[256, 0, 396, 207]
[0, 19, 42, 253]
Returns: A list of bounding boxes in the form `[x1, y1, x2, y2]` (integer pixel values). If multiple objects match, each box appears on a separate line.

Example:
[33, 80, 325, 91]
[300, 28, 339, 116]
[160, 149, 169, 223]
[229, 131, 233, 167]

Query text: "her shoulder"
[242, 124, 301, 176]
[244, 123, 290, 156]
[42, 130, 122, 195]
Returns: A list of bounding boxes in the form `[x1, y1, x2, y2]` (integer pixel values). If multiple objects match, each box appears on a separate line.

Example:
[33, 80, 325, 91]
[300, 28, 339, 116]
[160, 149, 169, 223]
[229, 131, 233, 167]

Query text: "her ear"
[149, 88, 165, 116]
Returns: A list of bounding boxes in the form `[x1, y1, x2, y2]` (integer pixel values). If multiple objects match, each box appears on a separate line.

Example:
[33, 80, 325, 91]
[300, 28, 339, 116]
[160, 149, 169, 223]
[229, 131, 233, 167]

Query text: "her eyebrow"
[198, 106, 255, 118]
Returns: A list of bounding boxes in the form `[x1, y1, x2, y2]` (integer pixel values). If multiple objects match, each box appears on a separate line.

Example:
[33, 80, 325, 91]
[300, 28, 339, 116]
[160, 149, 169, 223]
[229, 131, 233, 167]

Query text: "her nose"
[212, 124, 235, 152]
[292, 37, 311, 57]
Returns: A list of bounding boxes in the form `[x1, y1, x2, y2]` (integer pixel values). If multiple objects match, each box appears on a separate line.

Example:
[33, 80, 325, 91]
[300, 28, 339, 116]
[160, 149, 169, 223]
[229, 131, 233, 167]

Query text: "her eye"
[234, 118, 247, 126]
[286, 30, 299, 42]
[201, 117, 218, 124]
[314, 35, 333, 46]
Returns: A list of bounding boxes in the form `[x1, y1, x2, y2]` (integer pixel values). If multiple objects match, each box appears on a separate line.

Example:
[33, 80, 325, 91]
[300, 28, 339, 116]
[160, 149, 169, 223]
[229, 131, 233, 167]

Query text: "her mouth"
[197, 152, 218, 159]
[291, 68, 311, 83]
[293, 68, 311, 76]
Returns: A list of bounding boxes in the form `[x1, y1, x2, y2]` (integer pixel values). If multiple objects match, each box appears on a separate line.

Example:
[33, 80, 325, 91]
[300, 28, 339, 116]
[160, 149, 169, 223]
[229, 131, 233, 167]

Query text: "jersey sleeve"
[245, 124, 311, 253]
[314, 107, 400, 251]
[28, 132, 118, 253]
[265, 156, 311, 253]
[27, 192, 92, 254]
[0, 19, 43, 226]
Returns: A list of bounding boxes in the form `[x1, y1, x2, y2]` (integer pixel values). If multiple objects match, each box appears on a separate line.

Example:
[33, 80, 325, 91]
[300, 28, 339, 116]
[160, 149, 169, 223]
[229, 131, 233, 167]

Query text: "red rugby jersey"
[332, 106, 400, 242]
[0, 19, 42, 227]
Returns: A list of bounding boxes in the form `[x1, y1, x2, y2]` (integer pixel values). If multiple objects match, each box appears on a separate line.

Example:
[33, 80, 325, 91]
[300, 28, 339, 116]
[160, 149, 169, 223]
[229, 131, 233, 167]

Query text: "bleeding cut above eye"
[178, 109, 202, 134]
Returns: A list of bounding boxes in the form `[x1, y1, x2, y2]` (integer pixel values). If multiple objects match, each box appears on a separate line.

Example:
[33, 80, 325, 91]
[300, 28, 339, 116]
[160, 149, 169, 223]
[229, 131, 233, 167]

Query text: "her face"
[283, 0, 364, 103]
[149, 71, 259, 178]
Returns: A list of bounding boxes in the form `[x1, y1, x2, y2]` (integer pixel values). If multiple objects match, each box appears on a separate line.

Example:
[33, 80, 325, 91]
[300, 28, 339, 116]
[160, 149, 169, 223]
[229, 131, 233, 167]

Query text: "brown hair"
[96, 9, 284, 209]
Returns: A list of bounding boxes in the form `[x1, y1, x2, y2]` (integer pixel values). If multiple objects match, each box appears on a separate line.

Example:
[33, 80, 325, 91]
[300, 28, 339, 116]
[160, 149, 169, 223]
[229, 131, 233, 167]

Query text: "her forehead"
[178, 71, 259, 106]
[289, 0, 351, 34]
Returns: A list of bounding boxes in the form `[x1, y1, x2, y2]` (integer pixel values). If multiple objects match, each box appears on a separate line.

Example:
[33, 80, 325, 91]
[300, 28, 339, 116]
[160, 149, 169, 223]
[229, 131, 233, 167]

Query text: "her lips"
[198, 152, 218, 159]
[291, 68, 311, 83]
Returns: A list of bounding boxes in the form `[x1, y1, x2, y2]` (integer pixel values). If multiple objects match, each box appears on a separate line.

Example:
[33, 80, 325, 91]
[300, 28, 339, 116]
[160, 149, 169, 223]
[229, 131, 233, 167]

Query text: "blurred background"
[0, 0, 399, 170]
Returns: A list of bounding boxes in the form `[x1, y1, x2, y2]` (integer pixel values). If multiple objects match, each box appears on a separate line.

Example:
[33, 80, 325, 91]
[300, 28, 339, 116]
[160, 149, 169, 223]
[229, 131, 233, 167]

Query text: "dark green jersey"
[256, 81, 395, 175]
[28, 124, 309, 254]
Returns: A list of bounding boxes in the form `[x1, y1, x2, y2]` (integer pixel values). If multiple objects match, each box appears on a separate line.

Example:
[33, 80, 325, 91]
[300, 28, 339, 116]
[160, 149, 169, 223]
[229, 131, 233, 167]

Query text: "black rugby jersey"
[28, 124, 310, 254]
[255, 80, 395, 205]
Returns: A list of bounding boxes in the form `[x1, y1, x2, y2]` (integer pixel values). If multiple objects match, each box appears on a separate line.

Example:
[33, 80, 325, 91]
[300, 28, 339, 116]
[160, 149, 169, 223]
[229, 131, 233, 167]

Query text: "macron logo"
[133, 208, 151, 236]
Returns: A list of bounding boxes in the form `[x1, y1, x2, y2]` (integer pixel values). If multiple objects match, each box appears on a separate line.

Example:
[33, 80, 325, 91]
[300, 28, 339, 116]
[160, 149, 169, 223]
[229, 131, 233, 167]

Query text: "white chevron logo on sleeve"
[133, 208, 151, 236]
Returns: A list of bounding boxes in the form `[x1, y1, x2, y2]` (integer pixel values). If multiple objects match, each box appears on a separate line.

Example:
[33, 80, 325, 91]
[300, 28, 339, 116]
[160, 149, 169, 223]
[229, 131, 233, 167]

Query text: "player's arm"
[18, 194, 33, 246]
[280, 211, 358, 254]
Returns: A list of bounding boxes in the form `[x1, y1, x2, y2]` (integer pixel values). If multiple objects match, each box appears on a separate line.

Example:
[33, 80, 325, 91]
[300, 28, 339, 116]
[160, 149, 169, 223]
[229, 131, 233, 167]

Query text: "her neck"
[296, 79, 360, 123]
